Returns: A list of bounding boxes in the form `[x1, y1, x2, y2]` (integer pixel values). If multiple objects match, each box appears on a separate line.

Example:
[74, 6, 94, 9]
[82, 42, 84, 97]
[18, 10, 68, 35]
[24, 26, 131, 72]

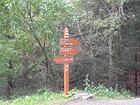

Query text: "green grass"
[0, 86, 132, 105]
[0, 90, 72, 105]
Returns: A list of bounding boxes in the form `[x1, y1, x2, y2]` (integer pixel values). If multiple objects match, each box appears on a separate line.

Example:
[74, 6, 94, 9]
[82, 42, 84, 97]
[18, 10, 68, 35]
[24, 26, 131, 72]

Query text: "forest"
[0, 0, 140, 105]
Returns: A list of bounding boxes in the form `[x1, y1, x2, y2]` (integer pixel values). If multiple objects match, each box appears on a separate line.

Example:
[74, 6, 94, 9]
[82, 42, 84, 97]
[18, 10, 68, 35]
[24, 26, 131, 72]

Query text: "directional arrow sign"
[53, 56, 73, 64]
[60, 38, 80, 46]
[60, 48, 79, 55]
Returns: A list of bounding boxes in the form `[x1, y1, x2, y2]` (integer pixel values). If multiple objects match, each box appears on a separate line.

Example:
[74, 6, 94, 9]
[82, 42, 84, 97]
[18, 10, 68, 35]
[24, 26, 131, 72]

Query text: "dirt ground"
[60, 98, 140, 105]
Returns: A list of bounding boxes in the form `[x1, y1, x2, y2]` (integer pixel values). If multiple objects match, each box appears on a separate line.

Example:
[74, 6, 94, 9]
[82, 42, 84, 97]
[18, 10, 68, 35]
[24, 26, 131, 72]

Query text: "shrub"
[83, 74, 132, 98]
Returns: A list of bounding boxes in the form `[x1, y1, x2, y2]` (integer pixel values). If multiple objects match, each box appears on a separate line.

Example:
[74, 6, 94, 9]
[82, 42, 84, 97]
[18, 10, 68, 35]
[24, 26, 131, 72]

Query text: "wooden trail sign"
[53, 27, 80, 95]
[60, 38, 80, 46]
[53, 56, 73, 64]
[60, 48, 79, 55]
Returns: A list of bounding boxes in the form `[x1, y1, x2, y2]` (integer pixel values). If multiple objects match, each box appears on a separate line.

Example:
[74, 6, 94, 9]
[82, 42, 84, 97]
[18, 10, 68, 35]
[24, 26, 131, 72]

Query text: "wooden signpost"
[53, 27, 80, 95]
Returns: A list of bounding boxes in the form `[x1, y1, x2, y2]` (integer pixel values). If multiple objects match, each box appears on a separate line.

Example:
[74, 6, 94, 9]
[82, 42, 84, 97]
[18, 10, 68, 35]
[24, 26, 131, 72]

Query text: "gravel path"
[61, 98, 140, 105]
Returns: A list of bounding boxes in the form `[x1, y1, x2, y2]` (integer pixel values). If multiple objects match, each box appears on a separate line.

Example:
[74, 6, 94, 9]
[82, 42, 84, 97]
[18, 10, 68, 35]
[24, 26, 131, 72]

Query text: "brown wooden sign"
[53, 56, 73, 64]
[53, 27, 80, 96]
[60, 48, 79, 55]
[60, 38, 80, 46]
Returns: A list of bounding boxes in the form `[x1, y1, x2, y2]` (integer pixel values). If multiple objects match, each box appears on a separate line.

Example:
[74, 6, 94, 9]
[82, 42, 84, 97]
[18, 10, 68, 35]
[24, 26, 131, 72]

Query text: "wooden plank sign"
[53, 56, 73, 64]
[60, 48, 79, 55]
[60, 38, 80, 46]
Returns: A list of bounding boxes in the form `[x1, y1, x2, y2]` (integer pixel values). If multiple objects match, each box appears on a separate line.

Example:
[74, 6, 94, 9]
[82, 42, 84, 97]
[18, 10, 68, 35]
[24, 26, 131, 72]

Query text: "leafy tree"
[0, 0, 73, 98]
[69, 0, 139, 88]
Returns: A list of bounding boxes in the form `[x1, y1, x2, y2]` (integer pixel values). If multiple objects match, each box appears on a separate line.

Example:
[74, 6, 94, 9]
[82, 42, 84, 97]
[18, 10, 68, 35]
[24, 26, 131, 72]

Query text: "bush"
[83, 74, 132, 98]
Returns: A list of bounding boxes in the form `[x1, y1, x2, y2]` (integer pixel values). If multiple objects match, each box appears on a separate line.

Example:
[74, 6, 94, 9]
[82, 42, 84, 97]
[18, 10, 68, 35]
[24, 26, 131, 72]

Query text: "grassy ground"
[0, 85, 132, 105]
[0, 90, 70, 105]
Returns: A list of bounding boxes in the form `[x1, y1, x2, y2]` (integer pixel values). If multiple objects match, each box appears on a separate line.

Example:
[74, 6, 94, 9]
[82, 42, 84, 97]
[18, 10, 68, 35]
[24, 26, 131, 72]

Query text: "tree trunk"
[22, 51, 30, 87]
[134, 68, 138, 95]
[108, 35, 113, 86]
[134, 48, 138, 95]
[6, 76, 12, 99]
[6, 60, 14, 99]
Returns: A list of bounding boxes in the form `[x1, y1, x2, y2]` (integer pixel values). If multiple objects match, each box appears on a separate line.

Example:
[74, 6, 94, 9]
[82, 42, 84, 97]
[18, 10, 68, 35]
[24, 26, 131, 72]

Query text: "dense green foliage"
[0, 0, 74, 98]
[0, 0, 139, 100]
[0, 0, 71, 73]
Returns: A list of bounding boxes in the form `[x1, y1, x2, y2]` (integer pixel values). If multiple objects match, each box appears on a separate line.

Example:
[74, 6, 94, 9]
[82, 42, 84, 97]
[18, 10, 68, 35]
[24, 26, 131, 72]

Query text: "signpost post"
[53, 27, 80, 95]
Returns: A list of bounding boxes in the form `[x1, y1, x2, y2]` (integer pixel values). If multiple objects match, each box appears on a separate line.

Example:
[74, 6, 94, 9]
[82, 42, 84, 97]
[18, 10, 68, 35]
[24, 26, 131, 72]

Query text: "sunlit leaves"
[0, 0, 74, 80]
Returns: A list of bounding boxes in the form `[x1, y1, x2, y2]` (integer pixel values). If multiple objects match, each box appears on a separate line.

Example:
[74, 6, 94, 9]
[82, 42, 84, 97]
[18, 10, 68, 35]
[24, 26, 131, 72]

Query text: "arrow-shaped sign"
[60, 38, 80, 46]
[60, 48, 79, 55]
[53, 56, 73, 64]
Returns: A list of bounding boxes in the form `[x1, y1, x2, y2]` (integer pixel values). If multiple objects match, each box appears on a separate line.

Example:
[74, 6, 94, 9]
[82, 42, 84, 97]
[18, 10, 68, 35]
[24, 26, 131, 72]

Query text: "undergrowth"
[0, 90, 70, 105]
[83, 74, 132, 99]
[0, 74, 132, 105]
